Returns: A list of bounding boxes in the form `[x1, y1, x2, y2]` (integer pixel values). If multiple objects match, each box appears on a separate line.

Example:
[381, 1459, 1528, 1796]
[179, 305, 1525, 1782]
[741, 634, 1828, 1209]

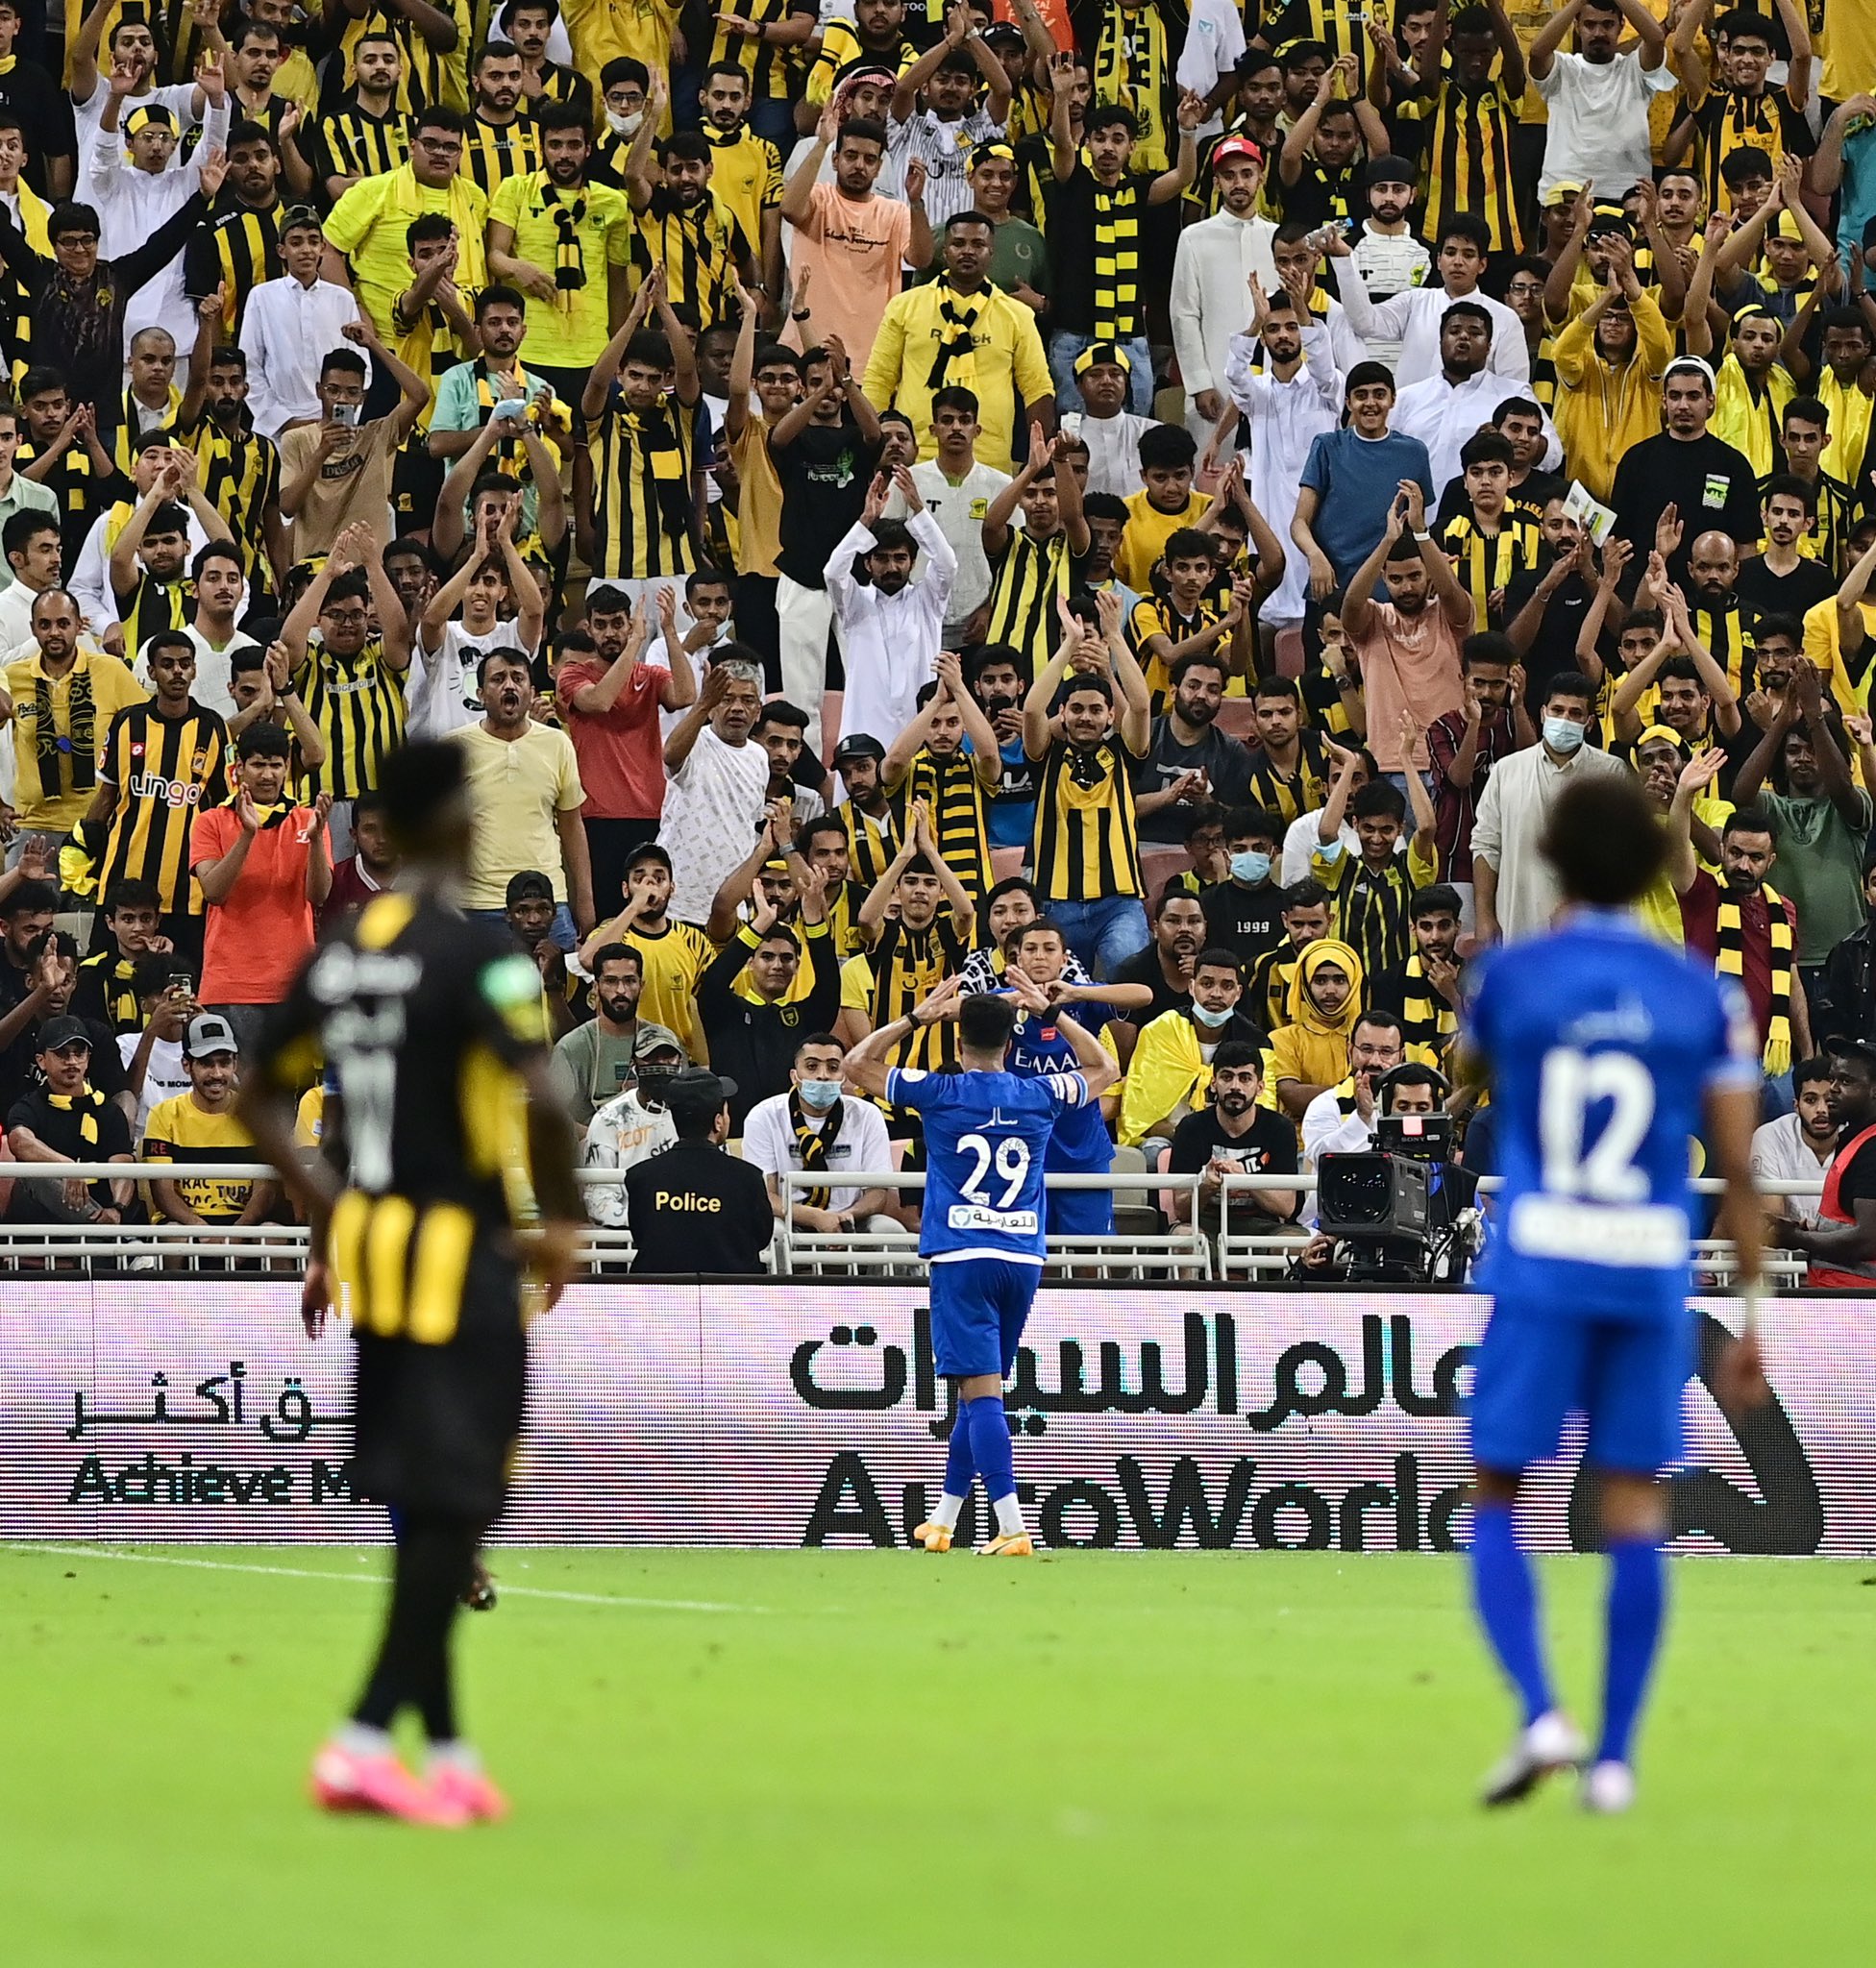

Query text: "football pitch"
[3, 1546, 1870, 1967]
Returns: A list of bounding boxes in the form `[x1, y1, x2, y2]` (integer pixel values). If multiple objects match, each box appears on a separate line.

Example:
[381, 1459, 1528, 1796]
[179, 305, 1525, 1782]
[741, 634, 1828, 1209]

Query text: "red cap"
[1211, 136, 1265, 168]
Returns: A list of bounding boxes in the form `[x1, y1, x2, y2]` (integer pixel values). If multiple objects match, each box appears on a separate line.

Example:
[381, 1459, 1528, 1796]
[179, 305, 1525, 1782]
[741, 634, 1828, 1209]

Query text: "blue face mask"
[798, 1079, 843, 1109]
[1230, 849, 1272, 884]
[1543, 716, 1587, 755]
[1191, 1000, 1236, 1029]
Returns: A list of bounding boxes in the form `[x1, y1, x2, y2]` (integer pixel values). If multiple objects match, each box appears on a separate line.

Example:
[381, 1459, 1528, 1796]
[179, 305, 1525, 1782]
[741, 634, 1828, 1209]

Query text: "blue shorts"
[1046, 1185, 1113, 1236]
[929, 1256, 1043, 1379]
[1469, 1302, 1691, 1476]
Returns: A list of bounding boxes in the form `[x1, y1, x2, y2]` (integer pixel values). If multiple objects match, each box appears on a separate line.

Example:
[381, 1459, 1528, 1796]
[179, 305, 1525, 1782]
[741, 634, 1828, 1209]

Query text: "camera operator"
[1300, 1008, 1407, 1173]
[1298, 1060, 1481, 1282]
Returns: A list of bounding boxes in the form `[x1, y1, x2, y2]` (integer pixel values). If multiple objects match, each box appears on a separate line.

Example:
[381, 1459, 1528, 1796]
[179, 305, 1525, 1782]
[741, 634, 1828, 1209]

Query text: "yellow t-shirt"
[323, 166, 490, 346]
[448, 723, 585, 910]
[1807, 594, 1876, 714]
[5, 649, 145, 831]
[1117, 489, 1211, 594]
[1823, 9, 1876, 101]
[729, 415, 784, 578]
[143, 1095, 260, 1224]
[487, 173, 636, 369]
[293, 1085, 325, 1147]
[619, 918, 715, 1063]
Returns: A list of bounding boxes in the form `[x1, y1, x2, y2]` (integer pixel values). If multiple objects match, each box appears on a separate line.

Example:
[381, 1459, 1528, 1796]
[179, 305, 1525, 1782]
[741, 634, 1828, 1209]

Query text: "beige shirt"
[1469, 740, 1633, 941]
[278, 415, 400, 559]
[1352, 598, 1470, 774]
[449, 720, 585, 910]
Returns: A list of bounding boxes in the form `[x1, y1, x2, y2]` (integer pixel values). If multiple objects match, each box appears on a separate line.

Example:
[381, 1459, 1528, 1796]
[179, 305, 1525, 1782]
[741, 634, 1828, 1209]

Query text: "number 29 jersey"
[1465, 912, 1760, 1322]
[886, 1066, 1088, 1265]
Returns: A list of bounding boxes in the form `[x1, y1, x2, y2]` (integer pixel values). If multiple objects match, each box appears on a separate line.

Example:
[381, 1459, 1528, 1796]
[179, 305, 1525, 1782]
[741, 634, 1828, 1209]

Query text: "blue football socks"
[963, 1395, 1015, 1506]
[1597, 1537, 1666, 1767]
[942, 1408, 975, 1502]
[1469, 1500, 1554, 1727]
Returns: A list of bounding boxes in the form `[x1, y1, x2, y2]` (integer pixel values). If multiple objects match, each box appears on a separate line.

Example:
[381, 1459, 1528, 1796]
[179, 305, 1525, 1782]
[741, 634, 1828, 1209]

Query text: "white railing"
[0, 1162, 1826, 1286]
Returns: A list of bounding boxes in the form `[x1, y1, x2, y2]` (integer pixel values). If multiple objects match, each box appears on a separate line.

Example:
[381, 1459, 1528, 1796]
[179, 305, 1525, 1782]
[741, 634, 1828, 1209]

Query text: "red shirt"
[190, 803, 322, 1005]
[555, 658, 671, 820]
[1678, 870, 1798, 1046]
[1424, 706, 1522, 879]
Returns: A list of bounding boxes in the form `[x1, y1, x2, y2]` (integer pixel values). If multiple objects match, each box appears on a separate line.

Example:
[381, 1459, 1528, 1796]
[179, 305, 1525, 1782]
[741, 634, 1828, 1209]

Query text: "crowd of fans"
[0, 0, 1867, 1274]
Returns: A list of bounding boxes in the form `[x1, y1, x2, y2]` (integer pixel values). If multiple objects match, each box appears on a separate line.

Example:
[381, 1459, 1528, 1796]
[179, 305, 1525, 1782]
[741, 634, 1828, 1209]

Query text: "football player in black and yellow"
[241, 740, 580, 1828]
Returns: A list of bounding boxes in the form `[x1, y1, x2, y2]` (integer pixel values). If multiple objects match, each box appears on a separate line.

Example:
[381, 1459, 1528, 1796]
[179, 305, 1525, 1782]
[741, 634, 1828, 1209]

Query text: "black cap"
[663, 1068, 736, 1121]
[37, 1016, 91, 1054]
[830, 732, 886, 763]
[1367, 155, 1415, 188]
[506, 870, 555, 905]
[982, 20, 1024, 42]
[625, 841, 673, 874]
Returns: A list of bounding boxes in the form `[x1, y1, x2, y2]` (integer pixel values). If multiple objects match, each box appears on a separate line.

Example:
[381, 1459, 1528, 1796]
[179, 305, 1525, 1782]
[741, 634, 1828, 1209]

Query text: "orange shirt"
[788, 183, 912, 373]
[190, 803, 325, 1004]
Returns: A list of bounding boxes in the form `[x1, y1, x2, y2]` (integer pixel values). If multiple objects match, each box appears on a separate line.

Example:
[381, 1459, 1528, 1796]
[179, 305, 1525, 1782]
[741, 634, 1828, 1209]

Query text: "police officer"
[623, 1069, 776, 1274]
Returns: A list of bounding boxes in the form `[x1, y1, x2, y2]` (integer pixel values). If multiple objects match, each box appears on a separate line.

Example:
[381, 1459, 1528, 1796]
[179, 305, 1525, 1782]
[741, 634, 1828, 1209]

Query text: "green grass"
[2, 1546, 1872, 1967]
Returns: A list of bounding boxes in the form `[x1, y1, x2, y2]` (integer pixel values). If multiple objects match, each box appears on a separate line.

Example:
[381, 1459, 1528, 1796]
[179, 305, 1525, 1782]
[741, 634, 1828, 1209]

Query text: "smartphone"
[167, 973, 193, 997]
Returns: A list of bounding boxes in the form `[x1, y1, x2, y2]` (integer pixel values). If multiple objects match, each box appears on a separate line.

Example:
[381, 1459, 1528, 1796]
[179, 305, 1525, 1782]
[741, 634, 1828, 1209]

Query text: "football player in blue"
[844, 969, 1119, 1555]
[1460, 767, 1767, 1815]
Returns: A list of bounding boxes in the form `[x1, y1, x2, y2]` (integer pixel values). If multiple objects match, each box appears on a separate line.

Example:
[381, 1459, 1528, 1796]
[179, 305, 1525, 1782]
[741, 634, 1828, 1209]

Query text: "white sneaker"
[1479, 1710, 1587, 1808]
[1581, 1760, 1637, 1815]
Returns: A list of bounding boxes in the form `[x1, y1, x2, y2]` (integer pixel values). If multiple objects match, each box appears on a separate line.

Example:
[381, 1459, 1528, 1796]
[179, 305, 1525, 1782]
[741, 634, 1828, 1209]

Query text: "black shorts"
[349, 1242, 528, 1521]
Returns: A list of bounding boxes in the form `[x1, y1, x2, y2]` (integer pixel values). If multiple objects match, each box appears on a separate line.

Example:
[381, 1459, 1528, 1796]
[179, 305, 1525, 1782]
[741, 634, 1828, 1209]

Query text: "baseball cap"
[1366, 154, 1414, 188]
[36, 1016, 90, 1054]
[1586, 204, 1633, 239]
[663, 1068, 736, 1121]
[506, 869, 555, 905]
[982, 21, 1024, 44]
[1212, 135, 1265, 170]
[125, 103, 176, 136]
[185, 1012, 240, 1060]
[830, 731, 886, 764]
[625, 841, 673, 874]
[1074, 341, 1133, 377]
[633, 1024, 685, 1061]
[1543, 179, 1583, 208]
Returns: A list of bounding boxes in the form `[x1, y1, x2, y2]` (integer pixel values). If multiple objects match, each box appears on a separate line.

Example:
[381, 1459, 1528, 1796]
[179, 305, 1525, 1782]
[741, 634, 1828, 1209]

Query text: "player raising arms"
[845, 971, 1118, 1555]
[241, 743, 583, 1827]
[1459, 770, 1767, 1815]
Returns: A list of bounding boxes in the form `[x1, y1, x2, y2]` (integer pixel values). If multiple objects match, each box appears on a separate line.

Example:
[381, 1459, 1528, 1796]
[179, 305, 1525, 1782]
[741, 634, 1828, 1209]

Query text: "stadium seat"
[1274, 627, 1304, 678]
[1140, 847, 1193, 902]
[990, 845, 1027, 881]
[1215, 698, 1260, 740]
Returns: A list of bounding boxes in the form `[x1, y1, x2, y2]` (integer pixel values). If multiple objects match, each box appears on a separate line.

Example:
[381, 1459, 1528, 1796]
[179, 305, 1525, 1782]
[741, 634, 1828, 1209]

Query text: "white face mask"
[605, 107, 644, 136]
[1543, 715, 1587, 756]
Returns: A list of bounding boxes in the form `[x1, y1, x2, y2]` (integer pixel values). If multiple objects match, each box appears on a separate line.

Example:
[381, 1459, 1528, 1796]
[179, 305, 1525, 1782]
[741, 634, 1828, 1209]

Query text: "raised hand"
[861, 470, 890, 527]
[904, 155, 926, 205]
[1678, 746, 1727, 796]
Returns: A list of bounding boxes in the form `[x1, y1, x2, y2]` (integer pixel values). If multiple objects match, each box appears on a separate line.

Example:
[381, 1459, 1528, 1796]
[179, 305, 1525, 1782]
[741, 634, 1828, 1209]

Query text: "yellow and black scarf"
[1715, 884, 1792, 1077]
[789, 1090, 845, 1210]
[544, 185, 588, 291]
[1092, 3, 1170, 170]
[36, 665, 98, 794]
[1089, 173, 1141, 343]
[626, 400, 693, 538]
[926, 283, 986, 390]
[46, 1085, 106, 1145]
[1400, 950, 1458, 1064]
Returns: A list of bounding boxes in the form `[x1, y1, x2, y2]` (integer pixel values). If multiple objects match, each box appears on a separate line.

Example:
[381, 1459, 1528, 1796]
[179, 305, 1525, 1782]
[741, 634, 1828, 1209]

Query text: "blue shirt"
[1843, 122, 1876, 277]
[1006, 1008, 1113, 1172]
[1466, 912, 1759, 1322]
[1297, 427, 1436, 586]
[887, 1066, 1087, 1263]
[987, 734, 1036, 849]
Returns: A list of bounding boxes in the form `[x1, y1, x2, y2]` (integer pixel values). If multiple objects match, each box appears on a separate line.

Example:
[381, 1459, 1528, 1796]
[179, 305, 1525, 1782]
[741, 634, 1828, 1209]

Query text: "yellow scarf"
[1715, 883, 1792, 1077]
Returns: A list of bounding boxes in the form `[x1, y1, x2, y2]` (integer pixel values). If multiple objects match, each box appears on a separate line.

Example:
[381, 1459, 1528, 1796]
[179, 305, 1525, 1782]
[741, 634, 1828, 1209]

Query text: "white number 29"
[1539, 1046, 1654, 1205]
[958, 1133, 1030, 1209]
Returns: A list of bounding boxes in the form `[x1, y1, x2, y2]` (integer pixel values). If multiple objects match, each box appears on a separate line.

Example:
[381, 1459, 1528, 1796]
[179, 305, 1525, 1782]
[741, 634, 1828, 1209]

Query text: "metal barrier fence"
[0, 1162, 1820, 1283]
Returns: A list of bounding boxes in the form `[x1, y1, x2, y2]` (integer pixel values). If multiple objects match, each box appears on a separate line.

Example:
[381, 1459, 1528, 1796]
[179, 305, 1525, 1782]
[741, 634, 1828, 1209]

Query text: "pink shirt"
[787, 184, 913, 372]
[1353, 600, 1470, 773]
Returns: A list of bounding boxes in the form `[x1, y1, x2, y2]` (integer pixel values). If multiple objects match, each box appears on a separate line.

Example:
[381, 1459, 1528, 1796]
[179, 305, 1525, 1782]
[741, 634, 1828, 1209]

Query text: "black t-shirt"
[1168, 1104, 1299, 1220]
[1612, 432, 1763, 563]
[1110, 946, 1192, 1023]
[1736, 554, 1835, 627]
[1132, 716, 1254, 842]
[0, 60, 76, 196]
[624, 1140, 776, 1273]
[1501, 559, 1597, 707]
[1197, 877, 1285, 966]
[3, 1084, 133, 1219]
[771, 417, 883, 589]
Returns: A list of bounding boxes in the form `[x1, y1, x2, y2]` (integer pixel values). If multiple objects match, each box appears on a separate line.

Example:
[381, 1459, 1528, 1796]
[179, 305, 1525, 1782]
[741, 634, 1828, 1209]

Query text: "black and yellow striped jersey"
[585, 393, 702, 581]
[112, 569, 195, 662]
[291, 635, 408, 800]
[708, 0, 817, 100]
[869, 915, 968, 1071]
[833, 798, 901, 890]
[985, 526, 1093, 676]
[315, 101, 412, 190]
[1030, 731, 1148, 902]
[184, 202, 286, 340]
[1244, 731, 1336, 829]
[1764, 469, 1857, 567]
[459, 112, 543, 200]
[1437, 509, 1543, 631]
[1688, 595, 1758, 697]
[887, 745, 992, 899]
[255, 892, 553, 1341]
[1686, 86, 1816, 212]
[96, 700, 229, 915]
[329, 0, 472, 116]
[806, 21, 914, 104]
[1417, 77, 1522, 254]
[1129, 593, 1230, 702]
[186, 418, 282, 576]
[521, 62, 592, 122]
[15, 435, 112, 563]
[1299, 656, 1358, 737]
[702, 124, 784, 259]
[633, 187, 751, 332]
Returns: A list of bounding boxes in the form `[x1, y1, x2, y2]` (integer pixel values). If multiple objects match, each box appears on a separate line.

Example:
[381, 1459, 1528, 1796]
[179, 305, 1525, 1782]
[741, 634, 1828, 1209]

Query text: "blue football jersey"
[1006, 1008, 1114, 1172]
[887, 1066, 1088, 1262]
[1466, 911, 1760, 1321]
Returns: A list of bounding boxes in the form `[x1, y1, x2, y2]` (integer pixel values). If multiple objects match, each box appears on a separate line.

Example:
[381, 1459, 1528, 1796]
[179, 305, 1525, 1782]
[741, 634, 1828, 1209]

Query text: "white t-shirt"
[407, 620, 532, 741]
[136, 629, 258, 722]
[120, 1030, 190, 1139]
[884, 459, 1012, 627]
[1060, 409, 1163, 500]
[1749, 1112, 1830, 1229]
[1533, 51, 1677, 204]
[658, 725, 772, 925]
[742, 1092, 893, 1216]
[580, 1090, 679, 1228]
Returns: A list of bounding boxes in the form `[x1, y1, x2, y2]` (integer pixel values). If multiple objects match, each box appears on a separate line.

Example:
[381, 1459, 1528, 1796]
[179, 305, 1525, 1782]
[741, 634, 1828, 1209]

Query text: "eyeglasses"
[1506, 281, 1543, 297]
[322, 607, 369, 626]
